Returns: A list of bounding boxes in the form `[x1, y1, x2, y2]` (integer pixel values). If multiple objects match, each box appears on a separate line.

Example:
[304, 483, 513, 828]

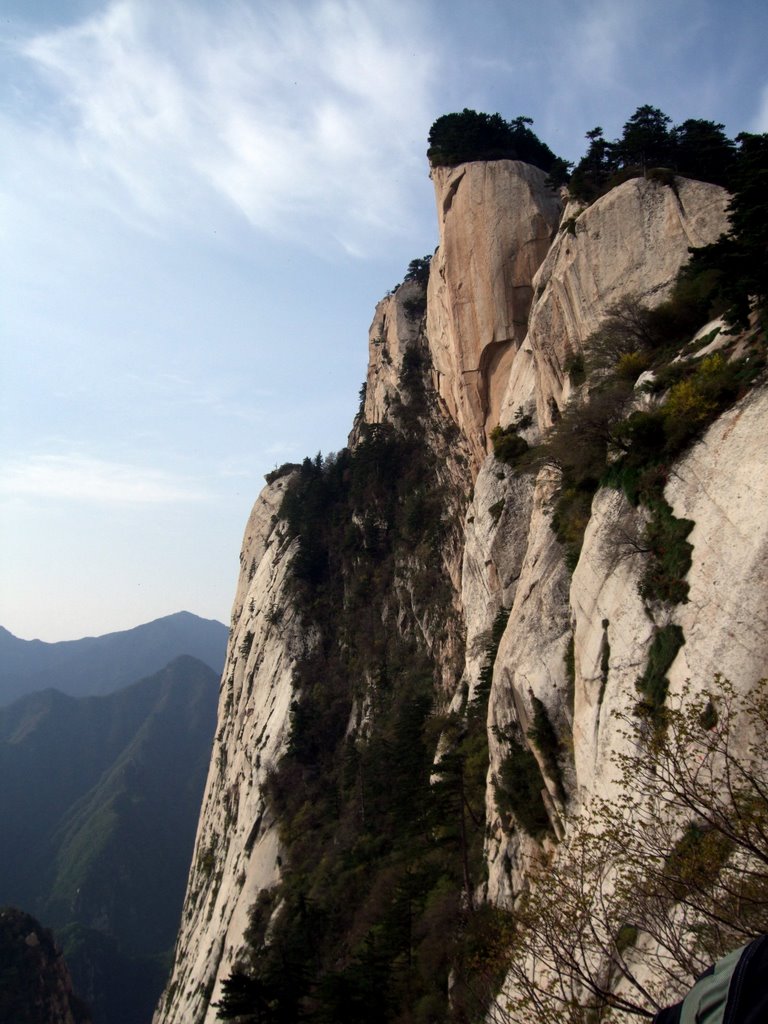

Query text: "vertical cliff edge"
[156, 157, 767, 1023]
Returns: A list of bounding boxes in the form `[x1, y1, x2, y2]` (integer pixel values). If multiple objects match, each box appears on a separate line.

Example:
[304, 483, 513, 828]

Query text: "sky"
[1, 0, 766, 642]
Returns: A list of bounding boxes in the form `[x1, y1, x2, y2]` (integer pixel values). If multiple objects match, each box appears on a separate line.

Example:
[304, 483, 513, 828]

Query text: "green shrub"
[639, 499, 694, 605]
[403, 255, 432, 287]
[527, 696, 565, 801]
[264, 462, 299, 484]
[616, 350, 651, 381]
[427, 109, 562, 175]
[403, 296, 426, 322]
[635, 624, 685, 722]
[490, 424, 529, 464]
[663, 822, 732, 900]
[564, 351, 586, 385]
[495, 733, 550, 838]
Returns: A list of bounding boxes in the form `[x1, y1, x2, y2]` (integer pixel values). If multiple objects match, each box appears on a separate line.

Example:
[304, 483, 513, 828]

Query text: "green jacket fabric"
[653, 936, 768, 1024]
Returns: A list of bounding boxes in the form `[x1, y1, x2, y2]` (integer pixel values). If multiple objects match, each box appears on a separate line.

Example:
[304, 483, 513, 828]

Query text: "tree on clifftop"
[685, 131, 768, 332]
[427, 109, 564, 178]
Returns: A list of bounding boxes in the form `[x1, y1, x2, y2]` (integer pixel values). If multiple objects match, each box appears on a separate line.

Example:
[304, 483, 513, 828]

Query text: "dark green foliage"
[494, 732, 550, 838]
[599, 621, 611, 704]
[564, 350, 585, 385]
[0, 908, 91, 1024]
[216, 970, 275, 1022]
[488, 499, 504, 524]
[672, 119, 736, 187]
[699, 699, 718, 731]
[545, 378, 633, 567]
[403, 295, 427, 322]
[614, 105, 672, 172]
[403, 255, 432, 287]
[264, 462, 300, 485]
[490, 423, 529, 465]
[662, 822, 732, 901]
[527, 696, 565, 801]
[545, 155, 574, 189]
[229, 396, 485, 1022]
[615, 923, 638, 956]
[427, 109, 562, 176]
[545, 253, 765, 578]
[639, 499, 694, 605]
[568, 106, 741, 204]
[635, 625, 685, 722]
[686, 131, 768, 331]
[474, 608, 510, 709]
[568, 126, 614, 203]
[564, 634, 576, 714]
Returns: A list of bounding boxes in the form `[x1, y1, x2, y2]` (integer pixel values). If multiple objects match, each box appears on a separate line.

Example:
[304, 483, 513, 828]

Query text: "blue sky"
[2, 0, 766, 641]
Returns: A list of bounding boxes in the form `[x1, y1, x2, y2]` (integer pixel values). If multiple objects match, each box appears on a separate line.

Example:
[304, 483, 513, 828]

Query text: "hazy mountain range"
[0, 613, 225, 1023]
[0, 610, 228, 706]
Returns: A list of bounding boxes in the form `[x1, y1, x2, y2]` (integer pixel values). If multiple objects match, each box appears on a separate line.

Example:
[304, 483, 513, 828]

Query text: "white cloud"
[15, 0, 438, 250]
[0, 454, 207, 504]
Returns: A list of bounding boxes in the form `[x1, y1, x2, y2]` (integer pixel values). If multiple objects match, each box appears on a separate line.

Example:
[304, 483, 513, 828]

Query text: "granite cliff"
[156, 152, 767, 1023]
[0, 907, 91, 1024]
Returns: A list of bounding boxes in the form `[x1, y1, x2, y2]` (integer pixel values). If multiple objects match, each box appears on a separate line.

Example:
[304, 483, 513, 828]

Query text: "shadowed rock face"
[0, 908, 91, 1024]
[156, 158, 768, 1024]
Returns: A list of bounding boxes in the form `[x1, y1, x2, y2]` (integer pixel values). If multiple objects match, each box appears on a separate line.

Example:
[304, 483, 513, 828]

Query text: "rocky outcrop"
[498, 175, 731, 432]
[427, 161, 562, 466]
[666, 385, 768, 696]
[357, 280, 426, 429]
[0, 908, 91, 1024]
[156, 473, 304, 1024]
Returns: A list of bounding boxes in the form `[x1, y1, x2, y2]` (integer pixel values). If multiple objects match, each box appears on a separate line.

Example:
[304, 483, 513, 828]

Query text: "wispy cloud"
[0, 454, 208, 504]
[14, 0, 437, 251]
[129, 372, 271, 424]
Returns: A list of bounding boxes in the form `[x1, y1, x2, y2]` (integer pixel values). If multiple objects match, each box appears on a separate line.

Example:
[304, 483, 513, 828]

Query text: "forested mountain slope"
[0, 656, 219, 1024]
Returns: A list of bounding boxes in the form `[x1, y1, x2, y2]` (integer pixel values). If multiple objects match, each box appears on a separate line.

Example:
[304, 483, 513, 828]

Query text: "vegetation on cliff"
[497, 678, 768, 1022]
[0, 907, 91, 1024]
[218, 307, 507, 1022]
[568, 106, 737, 201]
[203, 113, 768, 1024]
[427, 109, 566, 181]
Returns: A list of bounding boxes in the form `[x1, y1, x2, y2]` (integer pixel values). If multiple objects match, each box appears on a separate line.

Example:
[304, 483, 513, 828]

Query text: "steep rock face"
[157, 474, 303, 1024]
[359, 279, 426, 428]
[456, 172, 732, 909]
[355, 281, 474, 688]
[427, 161, 561, 465]
[159, 283, 473, 1024]
[159, 158, 766, 1022]
[0, 908, 91, 1024]
[498, 176, 731, 432]
[666, 385, 768, 696]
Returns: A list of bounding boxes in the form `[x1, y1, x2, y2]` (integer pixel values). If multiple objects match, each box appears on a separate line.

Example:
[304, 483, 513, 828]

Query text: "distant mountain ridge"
[0, 654, 219, 1024]
[0, 610, 228, 705]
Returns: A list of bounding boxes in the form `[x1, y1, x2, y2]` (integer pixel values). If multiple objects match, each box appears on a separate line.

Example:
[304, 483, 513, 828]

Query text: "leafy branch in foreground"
[497, 677, 768, 1023]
